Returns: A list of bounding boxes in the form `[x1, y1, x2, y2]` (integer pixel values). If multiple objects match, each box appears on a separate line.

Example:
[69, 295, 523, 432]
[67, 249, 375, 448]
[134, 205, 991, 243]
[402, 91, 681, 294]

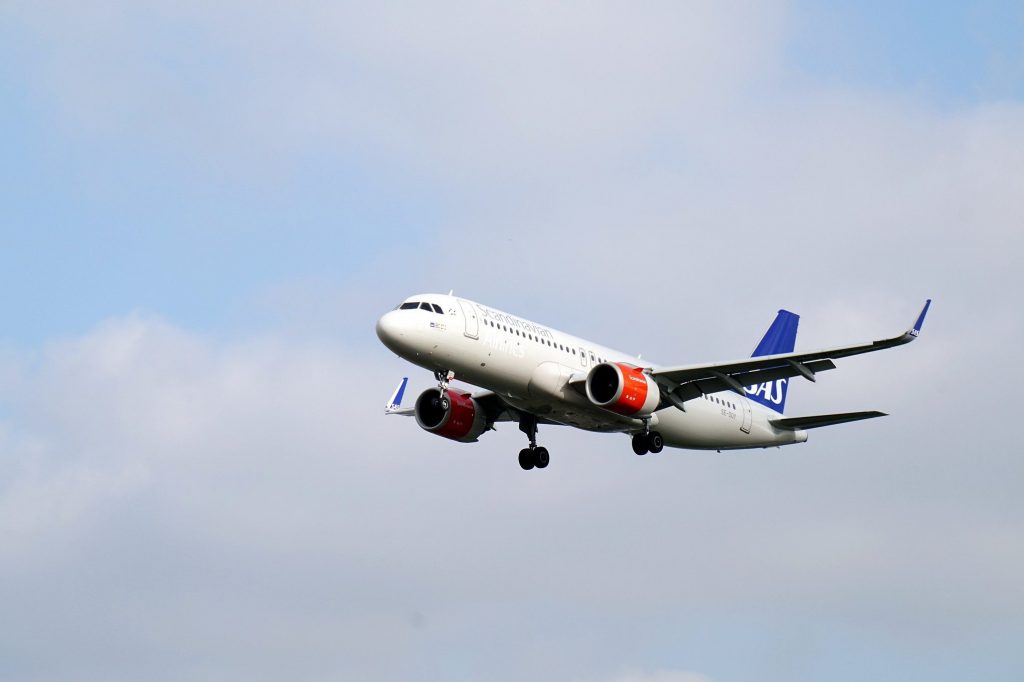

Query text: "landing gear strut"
[517, 414, 550, 470]
[435, 370, 454, 410]
[632, 420, 664, 456]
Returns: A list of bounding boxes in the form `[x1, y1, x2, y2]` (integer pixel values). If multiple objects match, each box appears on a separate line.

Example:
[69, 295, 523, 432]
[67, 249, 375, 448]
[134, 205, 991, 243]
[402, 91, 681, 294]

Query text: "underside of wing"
[469, 390, 564, 427]
[665, 359, 836, 403]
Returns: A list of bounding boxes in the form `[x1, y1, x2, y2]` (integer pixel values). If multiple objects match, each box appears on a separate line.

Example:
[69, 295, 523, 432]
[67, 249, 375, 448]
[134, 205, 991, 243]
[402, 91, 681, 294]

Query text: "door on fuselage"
[740, 396, 752, 434]
[457, 299, 479, 339]
[579, 347, 588, 368]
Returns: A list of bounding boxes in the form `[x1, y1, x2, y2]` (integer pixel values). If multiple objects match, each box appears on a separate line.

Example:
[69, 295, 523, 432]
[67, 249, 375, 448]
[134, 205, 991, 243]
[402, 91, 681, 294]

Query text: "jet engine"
[585, 362, 661, 417]
[414, 388, 489, 442]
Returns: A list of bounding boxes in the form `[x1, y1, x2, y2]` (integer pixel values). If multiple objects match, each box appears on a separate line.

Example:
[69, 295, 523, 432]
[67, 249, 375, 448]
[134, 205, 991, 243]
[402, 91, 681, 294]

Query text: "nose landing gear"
[434, 370, 454, 410]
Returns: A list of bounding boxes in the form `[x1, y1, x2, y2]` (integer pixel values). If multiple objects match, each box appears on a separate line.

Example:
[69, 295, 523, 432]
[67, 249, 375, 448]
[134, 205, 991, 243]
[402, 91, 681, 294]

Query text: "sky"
[1, 2, 1023, 681]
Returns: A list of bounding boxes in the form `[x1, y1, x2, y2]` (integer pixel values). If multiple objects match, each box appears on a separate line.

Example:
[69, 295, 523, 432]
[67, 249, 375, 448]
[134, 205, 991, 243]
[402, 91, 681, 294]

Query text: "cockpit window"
[400, 302, 419, 310]
[431, 303, 444, 314]
[419, 302, 433, 311]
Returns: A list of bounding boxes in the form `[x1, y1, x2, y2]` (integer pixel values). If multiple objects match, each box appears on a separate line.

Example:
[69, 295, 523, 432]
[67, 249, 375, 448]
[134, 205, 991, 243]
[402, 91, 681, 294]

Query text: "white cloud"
[6, 1, 787, 180]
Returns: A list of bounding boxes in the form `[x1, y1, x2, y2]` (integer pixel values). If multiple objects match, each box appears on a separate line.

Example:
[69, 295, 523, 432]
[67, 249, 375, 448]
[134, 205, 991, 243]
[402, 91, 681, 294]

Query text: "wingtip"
[909, 299, 931, 336]
[385, 376, 410, 412]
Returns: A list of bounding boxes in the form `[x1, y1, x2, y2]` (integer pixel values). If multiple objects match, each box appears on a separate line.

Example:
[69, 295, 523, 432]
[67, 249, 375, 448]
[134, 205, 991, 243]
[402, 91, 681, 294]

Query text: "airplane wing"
[651, 300, 930, 407]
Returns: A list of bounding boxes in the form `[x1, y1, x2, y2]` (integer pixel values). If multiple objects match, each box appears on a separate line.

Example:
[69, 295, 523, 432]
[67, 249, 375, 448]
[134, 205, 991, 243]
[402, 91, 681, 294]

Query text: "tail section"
[746, 310, 799, 413]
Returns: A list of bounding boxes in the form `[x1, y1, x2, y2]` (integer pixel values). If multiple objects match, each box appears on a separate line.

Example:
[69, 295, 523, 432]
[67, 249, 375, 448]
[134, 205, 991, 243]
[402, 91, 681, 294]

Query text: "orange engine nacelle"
[585, 362, 661, 417]
[414, 388, 489, 442]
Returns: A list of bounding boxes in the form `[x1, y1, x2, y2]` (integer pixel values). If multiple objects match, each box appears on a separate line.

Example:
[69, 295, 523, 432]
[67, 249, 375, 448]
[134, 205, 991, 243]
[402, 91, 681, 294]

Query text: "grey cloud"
[0, 311, 1022, 680]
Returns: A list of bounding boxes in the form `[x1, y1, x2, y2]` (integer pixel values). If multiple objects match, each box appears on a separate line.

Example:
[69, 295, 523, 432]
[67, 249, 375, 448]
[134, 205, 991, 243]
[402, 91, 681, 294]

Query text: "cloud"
[0, 312, 1022, 681]
[2, 2, 1024, 680]
[5, 1, 786, 180]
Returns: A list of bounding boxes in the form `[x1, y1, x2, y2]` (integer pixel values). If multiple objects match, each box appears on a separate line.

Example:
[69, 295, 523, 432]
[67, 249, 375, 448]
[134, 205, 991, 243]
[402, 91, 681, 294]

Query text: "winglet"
[385, 377, 409, 414]
[907, 299, 931, 338]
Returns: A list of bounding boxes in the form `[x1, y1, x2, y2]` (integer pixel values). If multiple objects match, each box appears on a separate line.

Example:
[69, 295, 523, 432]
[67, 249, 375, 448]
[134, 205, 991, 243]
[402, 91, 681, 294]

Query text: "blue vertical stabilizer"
[746, 310, 799, 413]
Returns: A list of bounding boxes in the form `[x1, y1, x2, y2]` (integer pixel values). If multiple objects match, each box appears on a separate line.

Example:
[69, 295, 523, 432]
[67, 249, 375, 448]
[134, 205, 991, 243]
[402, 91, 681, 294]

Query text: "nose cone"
[376, 310, 405, 353]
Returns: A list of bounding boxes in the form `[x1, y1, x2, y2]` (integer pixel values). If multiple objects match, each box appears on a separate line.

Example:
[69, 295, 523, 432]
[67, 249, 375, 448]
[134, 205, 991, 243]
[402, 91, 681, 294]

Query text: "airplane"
[376, 294, 930, 470]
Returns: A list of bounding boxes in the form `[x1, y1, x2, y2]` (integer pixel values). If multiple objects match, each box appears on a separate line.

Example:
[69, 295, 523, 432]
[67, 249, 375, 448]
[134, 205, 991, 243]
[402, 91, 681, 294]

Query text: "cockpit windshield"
[396, 301, 445, 314]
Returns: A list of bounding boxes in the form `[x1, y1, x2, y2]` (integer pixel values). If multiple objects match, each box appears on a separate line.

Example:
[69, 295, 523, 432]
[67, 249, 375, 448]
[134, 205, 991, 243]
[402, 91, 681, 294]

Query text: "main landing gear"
[434, 369, 454, 410]
[517, 414, 549, 471]
[631, 423, 664, 456]
[518, 446, 549, 470]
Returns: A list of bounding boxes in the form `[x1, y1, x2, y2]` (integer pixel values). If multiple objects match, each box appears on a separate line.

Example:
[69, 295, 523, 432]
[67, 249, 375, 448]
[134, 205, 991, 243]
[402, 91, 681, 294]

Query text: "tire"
[518, 448, 535, 470]
[631, 435, 649, 456]
[647, 431, 664, 454]
[534, 447, 550, 469]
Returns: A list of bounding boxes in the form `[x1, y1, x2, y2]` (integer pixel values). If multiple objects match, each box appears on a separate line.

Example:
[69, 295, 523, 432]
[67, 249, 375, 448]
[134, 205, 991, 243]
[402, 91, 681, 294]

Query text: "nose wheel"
[435, 370, 454, 410]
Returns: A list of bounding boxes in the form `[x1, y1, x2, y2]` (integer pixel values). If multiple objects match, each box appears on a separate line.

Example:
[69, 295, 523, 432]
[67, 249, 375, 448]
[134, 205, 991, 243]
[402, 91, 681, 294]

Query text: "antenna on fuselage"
[448, 289, 454, 296]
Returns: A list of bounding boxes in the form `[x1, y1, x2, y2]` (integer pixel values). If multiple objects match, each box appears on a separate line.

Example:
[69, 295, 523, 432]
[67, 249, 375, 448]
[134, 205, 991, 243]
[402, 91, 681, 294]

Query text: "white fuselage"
[376, 294, 808, 450]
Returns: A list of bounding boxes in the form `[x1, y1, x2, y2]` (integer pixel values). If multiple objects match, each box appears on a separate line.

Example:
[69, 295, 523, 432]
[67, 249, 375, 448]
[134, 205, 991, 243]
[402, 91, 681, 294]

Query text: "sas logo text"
[745, 378, 787, 405]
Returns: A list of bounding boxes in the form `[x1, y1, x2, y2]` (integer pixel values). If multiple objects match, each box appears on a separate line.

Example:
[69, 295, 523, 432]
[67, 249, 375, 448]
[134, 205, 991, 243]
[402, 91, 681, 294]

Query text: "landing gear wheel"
[534, 447, 550, 469]
[647, 431, 664, 454]
[632, 434, 650, 456]
[518, 449, 535, 470]
[435, 370, 453, 412]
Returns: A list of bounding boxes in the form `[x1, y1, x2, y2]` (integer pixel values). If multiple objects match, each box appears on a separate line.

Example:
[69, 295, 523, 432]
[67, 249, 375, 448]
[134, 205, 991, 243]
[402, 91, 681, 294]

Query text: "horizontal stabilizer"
[770, 411, 886, 430]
